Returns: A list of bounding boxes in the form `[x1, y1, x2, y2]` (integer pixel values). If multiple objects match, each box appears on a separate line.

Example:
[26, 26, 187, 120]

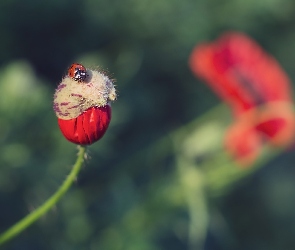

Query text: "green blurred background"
[1, 0, 295, 249]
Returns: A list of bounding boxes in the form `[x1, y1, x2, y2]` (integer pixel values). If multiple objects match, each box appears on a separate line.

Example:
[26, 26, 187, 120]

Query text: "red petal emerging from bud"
[57, 105, 111, 145]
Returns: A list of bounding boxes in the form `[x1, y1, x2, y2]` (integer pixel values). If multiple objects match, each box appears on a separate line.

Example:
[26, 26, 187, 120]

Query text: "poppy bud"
[53, 63, 117, 145]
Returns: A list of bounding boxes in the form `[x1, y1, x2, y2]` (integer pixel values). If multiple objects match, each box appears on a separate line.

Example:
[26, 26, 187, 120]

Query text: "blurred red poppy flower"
[189, 32, 295, 166]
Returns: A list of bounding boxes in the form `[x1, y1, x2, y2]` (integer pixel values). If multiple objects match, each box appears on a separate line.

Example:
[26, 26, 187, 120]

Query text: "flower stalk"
[0, 146, 87, 246]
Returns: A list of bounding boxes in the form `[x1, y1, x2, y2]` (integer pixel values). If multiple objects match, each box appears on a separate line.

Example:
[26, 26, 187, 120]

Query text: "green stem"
[177, 160, 208, 250]
[0, 145, 87, 246]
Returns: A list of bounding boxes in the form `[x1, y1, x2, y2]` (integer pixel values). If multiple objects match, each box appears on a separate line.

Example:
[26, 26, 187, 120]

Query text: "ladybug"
[68, 63, 87, 82]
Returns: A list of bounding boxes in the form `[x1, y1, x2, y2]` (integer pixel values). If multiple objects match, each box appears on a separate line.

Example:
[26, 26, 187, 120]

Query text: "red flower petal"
[255, 103, 295, 146]
[224, 120, 262, 166]
[189, 32, 292, 117]
[224, 103, 295, 166]
[58, 105, 111, 145]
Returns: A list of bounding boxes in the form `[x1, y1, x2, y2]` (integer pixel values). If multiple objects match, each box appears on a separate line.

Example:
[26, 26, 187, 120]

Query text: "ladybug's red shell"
[57, 105, 111, 145]
[68, 63, 87, 82]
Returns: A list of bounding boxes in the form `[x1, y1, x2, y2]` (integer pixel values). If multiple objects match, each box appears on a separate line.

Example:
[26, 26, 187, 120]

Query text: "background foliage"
[1, 0, 295, 249]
